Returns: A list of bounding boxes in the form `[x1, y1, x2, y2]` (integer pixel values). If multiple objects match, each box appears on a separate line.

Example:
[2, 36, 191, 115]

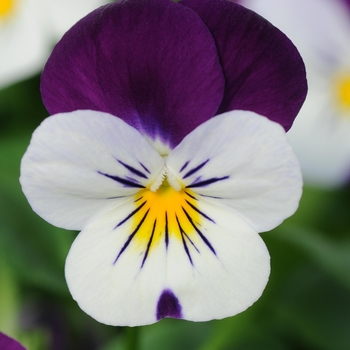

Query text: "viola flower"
[0, 0, 109, 88]
[0, 332, 25, 350]
[20, 0, 306, 326]
[237, 0, 350, 187]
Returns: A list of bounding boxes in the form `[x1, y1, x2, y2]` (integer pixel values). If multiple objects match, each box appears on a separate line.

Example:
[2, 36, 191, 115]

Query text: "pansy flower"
[20, 0, 307, 326]
[0, 0, 109, 88]
[238, 0, 350, 187]
[0, 332, 25, 350]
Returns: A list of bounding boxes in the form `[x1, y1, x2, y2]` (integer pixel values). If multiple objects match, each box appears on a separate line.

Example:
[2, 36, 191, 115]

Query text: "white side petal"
[65, 194, 270, 326]
[20, 110, 165, 230]
[167, 111, 302, 232]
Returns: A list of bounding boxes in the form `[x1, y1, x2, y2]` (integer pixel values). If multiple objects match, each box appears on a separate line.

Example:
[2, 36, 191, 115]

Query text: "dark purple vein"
[179, 161, 190, 173]
[165, 212, 169, 249]
[185, 191, 197, 201]
[98, 171, 145, 188]
[175, 215, 193, 265]
[139, 162, 151, 174]
[182, 207, 216, 255]
[199, 194, 223, 199]
[141, 219, 157, 268]
[186, 176, 229, 188]
[185, 200, 215, 223]
[115, 201, 146, 228]
[183, 232, 200, 253]
[117, 160, 148, 179]
[183, 159, 209, 179]
[114, 209, 150, 264]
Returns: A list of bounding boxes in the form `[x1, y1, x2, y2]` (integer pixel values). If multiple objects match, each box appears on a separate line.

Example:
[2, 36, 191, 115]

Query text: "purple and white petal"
[180, 0, 307, 130]
[0, 332, 25, 350]
[41, 0, 225, 148]
[65, 191, 269, 326]
[345, 0, 350, 11]
[240, 0, 350, 63]
[20, 110, 165, 230]
[239, 0, 350, 187]
[167, 110, 302, 232]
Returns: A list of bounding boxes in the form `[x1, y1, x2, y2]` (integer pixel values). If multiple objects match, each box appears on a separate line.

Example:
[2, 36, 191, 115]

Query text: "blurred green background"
[1, 75, 350, 350]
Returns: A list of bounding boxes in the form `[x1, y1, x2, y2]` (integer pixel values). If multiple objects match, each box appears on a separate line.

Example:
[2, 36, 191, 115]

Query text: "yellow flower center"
[334, 73, 350, 114]
[112, 166, 216, 267]
[0, 0, 15, 18]
[132, 180, 201, 255]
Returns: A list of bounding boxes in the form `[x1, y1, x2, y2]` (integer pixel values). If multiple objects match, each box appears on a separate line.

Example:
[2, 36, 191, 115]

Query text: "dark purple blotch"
[156, 289, 182, 320]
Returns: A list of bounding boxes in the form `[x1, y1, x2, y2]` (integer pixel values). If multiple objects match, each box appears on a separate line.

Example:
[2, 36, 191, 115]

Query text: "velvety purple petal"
[0, 333, 26, 350]
[180, 0, 307, 131]
[41, 0, 224, 148]
[344, 0, 350, 12]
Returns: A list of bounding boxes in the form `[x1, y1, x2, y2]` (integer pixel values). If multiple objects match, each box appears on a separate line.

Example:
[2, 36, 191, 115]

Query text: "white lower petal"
[20, 110, 165, 230]
[165, 199, 270, 322]
[167, 111, 302, 232]
[66, 197, 167, 326]
[65, 189, 270, 326]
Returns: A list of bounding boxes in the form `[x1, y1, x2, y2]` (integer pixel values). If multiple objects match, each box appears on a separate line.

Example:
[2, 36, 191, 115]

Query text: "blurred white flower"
[0, 0, 109, 89]
[240, 0, 350, 187]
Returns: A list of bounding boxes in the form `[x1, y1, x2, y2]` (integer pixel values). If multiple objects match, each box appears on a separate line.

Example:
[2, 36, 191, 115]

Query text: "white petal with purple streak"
[167, 110, 302, 232]
[65, 188, 270, 326]
[241, 0, 350, 187]
[20, 110, 165, 230]
[21, 108, 302, 326]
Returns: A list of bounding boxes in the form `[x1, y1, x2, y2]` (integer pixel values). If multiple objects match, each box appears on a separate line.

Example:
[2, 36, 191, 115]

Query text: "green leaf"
[286, 185, 350, 240]
[140, 319, 212, 350]
[272, 226, 350, 291]
[0, 75, 47, 135]
[0, 256, 20, 335]
[273, 266, 350, 350]
[0, 134, 74, 295]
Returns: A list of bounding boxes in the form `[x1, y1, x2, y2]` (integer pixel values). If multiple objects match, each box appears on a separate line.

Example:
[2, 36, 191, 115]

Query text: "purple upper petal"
[0, 333, 26, 350]
[344, 0, 350, 12]
[180, 0, 307, 131]
[41, 0, 225, 148]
